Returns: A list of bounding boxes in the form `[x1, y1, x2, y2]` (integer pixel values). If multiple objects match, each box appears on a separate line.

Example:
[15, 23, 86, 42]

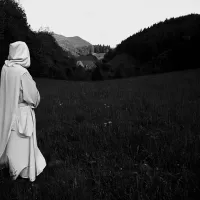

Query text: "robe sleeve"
[21, 72, 40, 109]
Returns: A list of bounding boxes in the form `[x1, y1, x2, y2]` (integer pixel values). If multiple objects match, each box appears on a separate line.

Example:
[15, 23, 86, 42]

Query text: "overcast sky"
[19, 0, 200, 47]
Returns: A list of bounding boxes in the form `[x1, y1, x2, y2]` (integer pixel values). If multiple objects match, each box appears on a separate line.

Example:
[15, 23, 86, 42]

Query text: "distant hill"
[66, 36, 92, 48]
[53, 34, 93, 56]
[102, 13, 200, 77]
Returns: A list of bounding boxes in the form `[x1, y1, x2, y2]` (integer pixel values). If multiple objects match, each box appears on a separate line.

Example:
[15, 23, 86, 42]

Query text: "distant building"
[76, 61, 84, 68]
[76, 55, 98, 70]
[76, 60, 97, 70]
[92, 53, 105, 60]
[81, 60, 97, 70]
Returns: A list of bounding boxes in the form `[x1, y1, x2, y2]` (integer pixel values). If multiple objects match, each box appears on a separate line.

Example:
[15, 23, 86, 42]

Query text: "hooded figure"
[0, 41, 46, 181]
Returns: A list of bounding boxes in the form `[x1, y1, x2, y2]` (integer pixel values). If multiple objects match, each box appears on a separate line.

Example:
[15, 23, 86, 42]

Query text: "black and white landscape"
[0, 0, 200, 199]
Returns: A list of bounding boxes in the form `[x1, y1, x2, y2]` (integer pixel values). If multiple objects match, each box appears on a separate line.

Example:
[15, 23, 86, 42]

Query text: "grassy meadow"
[1, 68, 200, 200]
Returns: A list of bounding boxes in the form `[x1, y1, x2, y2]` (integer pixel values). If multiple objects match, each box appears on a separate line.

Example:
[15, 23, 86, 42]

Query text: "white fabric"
[0, 41, 46, 181]
[5, 41, 31, 68]
[17, 105, 34, 137]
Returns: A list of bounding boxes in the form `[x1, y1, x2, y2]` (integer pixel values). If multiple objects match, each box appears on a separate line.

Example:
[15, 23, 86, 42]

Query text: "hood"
[5, 41, 31, 68]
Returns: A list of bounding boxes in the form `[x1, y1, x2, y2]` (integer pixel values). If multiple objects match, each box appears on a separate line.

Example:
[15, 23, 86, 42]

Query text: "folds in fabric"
[0, 41, 30, 159]
[0, 65, 27, 159]
[17, 106, 34, 137]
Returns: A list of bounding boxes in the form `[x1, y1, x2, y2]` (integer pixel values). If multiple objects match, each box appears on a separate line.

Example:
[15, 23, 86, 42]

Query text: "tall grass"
[0, 68, 200, 200]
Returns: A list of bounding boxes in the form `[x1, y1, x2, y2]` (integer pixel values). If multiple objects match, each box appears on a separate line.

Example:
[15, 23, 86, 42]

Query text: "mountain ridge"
[53, 33, 93, 56]
[102, 13, 200, 77]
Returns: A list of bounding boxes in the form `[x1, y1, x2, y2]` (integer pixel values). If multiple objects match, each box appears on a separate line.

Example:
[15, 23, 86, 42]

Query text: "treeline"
[1, 1, 200, 82]
[102, 14, 200, 75]
[0, 0, 78, 80]
[0, 0, 110, 81]
[79, 14, 200, 81]
[93, 44, 111, 53]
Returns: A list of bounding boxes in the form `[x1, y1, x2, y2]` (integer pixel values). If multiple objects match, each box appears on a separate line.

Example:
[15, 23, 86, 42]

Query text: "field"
[0, 68, 200, 200]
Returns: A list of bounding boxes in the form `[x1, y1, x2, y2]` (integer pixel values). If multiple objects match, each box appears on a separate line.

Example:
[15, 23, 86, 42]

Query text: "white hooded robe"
[0, 41, 46, 181]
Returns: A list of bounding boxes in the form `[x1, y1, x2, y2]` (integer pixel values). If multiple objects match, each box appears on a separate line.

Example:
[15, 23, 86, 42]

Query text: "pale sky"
[19, 0, 200, 48]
